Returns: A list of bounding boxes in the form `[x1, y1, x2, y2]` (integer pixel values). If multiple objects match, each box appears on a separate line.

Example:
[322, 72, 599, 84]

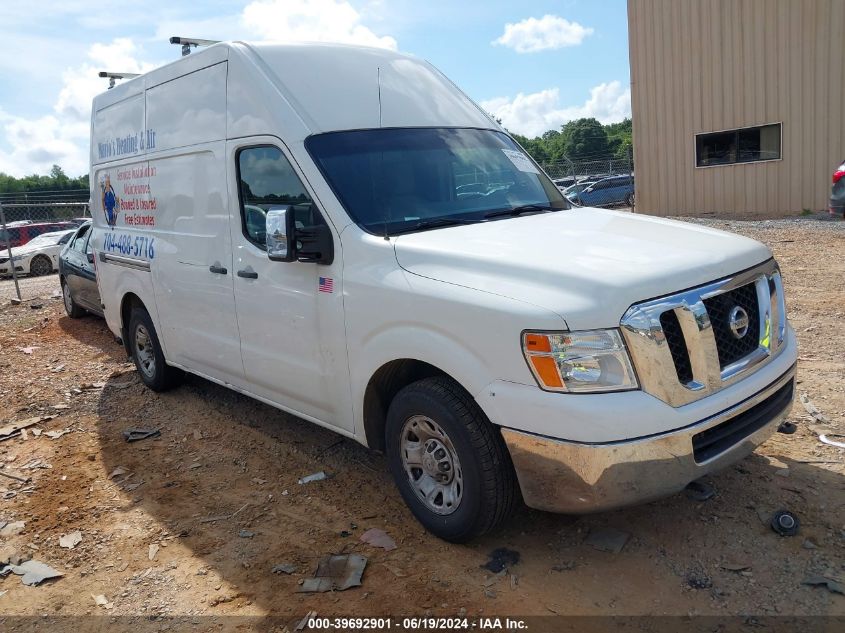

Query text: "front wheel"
[128, 307, 184, 391]
[386, 376, 518, 542]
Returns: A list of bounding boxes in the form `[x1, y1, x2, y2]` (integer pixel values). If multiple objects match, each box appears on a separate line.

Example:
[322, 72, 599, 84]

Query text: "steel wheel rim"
[31, 257, 50, 276]
[134, 324, 156, 378]
[62, 282, 73, 313]
[399, 415, 463, 515]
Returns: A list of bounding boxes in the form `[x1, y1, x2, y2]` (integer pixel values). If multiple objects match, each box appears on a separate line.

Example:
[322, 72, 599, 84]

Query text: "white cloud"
[493, 15, 593, 53]
[0, 38, 156, 177]
[0, 1, 397, 177]
[241, 0, 397, 49]
[481, 82, 631, 138]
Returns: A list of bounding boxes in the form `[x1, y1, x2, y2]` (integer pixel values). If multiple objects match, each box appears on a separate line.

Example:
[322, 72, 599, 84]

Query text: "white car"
[0, 230, 75, 276]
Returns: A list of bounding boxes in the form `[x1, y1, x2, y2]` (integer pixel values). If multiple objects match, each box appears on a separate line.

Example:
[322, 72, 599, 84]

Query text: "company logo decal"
[100, 174, 120, 227]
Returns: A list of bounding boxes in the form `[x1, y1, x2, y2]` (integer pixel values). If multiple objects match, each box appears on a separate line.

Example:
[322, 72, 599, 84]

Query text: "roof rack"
[169, 36, 220, 57]
[98, 71, 140, 89]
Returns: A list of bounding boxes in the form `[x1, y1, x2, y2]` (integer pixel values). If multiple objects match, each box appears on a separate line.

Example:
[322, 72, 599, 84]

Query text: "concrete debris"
[0, 521, 25, 537]
[44, 429, 71, 440]
[801, 576, 844, 595]
[297, 554, 367, 593]
[800, 393, 831, 425]
[272, 563, 296, 575]
[360, 527, 397, 551]
[59, 531, 82, 549]
[238, 529, 256, 538]
[92, 594, 114, 609]
[18, 347, 39, 355]
[108, 467, 128, 479]
[586, 527, 630, 554]
[148, 544, 160, 561]
[298, 471, 328, 484]
[1, 560, 63, 586]
[0, 417, 43, 441]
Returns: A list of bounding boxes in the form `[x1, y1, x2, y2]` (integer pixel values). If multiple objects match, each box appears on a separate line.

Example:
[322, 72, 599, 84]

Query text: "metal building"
[628, 0, 845, 217]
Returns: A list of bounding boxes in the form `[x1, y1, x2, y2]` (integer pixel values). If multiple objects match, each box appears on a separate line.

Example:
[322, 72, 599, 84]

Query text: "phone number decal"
[103, 232, 155, 259]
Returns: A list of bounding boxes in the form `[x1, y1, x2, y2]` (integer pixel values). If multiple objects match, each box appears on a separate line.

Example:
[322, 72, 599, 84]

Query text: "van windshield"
[306, 128, 568, 236]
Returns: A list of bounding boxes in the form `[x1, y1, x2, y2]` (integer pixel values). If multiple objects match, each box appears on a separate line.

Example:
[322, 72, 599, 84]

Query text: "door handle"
[209, 265, 227, 275]
[237, 269, 258, 279]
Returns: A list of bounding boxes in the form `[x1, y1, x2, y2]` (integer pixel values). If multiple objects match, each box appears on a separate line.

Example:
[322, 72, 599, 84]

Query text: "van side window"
[237, 146, 320, 248]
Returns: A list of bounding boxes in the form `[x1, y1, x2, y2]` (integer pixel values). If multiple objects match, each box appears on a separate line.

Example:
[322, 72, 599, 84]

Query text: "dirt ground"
[0, 216, 843, 626]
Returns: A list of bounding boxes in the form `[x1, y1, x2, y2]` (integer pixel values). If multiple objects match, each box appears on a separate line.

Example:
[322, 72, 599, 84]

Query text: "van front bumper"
[501, 365, 795, 514]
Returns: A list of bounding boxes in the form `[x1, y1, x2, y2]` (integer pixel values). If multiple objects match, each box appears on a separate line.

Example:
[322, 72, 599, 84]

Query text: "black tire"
[625, 192, 635, 207]
[61, 278, 85, 318]
[30, 255, 52, 276]
[128, 306, 184, 391]
[385, 376, 518, 542]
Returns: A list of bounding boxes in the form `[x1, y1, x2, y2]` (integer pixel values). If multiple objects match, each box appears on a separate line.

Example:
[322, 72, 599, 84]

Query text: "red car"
[0, 221, 77, 248]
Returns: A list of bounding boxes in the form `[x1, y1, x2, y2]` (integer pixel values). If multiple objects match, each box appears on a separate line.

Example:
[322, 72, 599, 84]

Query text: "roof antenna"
[98, 71, 140, 89]
[169, 36, 220, 56]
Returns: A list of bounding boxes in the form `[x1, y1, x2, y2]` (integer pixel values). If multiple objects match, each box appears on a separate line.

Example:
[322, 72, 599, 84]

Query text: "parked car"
[830, 159, 845, 218]
[0, 221, 77, 248]
[59, 221, 102, 318]
[562, 180, 597, 200]
[567, 175, 635, 207]
[552, 177, 577, 190]
[0, 229, 75, 276]
[90, 41, 795, 542]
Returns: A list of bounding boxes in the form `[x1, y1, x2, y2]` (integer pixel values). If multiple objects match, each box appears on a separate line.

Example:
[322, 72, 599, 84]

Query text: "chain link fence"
[541, 153, 635, 210]
[1, 191, 91, 302]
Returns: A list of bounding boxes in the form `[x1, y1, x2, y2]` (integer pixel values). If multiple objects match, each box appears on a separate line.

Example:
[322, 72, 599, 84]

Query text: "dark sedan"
[58, 221, 102, 317]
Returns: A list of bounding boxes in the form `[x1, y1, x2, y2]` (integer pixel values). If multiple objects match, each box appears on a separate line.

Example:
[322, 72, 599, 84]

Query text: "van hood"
[393, 208, 772, 329]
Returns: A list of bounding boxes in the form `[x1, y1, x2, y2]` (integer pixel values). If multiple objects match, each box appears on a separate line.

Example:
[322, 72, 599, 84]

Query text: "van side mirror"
[266, 207, 296, 262]
[87, 252, 95, 264]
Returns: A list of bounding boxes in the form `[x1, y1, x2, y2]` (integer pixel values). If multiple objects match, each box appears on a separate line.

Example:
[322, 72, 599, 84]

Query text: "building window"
[695, 123, 781, 167]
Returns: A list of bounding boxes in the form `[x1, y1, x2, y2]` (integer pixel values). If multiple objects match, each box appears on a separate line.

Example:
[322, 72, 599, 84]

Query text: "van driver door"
[226, 138, 352, 432]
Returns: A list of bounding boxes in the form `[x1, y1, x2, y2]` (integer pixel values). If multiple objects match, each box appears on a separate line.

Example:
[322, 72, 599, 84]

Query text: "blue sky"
[0, 0, 630, 177]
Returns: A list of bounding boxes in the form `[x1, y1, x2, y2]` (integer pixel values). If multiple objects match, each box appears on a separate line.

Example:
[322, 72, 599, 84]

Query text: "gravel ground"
[0, 214, 842, 626]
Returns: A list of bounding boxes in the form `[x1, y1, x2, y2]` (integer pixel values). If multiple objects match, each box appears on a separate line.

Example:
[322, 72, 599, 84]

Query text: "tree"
[558, 118, 610, 160]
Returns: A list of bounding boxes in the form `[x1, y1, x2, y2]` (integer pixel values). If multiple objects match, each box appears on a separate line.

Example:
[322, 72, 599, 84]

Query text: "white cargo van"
[90, 42, 796, 541]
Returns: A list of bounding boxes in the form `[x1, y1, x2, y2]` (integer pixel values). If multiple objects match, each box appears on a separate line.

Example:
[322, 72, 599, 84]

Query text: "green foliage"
[511, 118, 633, 164]
[0, 165, 89, 195]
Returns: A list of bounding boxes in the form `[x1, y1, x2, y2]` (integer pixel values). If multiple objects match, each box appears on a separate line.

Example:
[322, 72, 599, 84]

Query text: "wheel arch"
[363, 359, 468, 452]
[119, 292, 147, 356]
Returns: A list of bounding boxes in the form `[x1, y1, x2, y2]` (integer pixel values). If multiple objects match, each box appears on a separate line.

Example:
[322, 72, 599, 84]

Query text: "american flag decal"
[318, 276, 334, 293]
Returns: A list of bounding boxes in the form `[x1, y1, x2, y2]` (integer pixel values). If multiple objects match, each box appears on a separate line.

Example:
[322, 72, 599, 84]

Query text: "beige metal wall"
[628, 0, 845, 217]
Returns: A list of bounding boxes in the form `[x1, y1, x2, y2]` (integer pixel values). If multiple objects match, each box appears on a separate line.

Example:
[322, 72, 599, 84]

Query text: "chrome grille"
[620, 259, 787, 407]
[703, 282, 760, 368]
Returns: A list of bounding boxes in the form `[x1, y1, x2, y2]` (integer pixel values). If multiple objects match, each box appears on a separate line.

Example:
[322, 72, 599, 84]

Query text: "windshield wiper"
[390, 217, 482, 235]
[483, 203, 561, 220]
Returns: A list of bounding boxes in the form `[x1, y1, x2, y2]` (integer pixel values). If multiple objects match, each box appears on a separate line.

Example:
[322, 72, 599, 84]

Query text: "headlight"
[522, 329, 639, 393]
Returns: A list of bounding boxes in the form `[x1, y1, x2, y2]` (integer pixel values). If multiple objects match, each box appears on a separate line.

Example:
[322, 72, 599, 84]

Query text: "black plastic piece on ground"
[685, 480, 716, 502]
[777, 421, 797, 434]
[771, 510, 800, 536]
[123, 428, 161, 443]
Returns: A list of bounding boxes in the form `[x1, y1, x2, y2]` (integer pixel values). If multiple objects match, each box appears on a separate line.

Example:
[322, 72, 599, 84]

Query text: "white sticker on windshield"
[501, 149, 540, 174]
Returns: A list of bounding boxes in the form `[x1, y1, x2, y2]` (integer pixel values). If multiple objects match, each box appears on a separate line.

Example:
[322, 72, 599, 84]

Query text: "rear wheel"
[625, 192, 635, 207]
[128, 307, 184, 391]
[30, 255, 52, 276]
[386, 376, 518, 542]
[61, 278, 85, 318]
